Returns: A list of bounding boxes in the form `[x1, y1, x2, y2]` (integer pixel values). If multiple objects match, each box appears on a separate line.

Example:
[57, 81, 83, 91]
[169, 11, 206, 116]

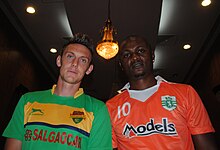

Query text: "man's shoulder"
[82, 93, 106, 106]
[106, 90, 128, 104]
[157, 76, 192, 89]
[161, 81, 195, 94]
[81, 94, 109, 116]
[162, 81, 192, 89]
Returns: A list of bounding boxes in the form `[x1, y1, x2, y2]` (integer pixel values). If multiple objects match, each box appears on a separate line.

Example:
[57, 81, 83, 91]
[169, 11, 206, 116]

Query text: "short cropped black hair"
[120, 35, 152, 54]
[61, 33, 94, 58]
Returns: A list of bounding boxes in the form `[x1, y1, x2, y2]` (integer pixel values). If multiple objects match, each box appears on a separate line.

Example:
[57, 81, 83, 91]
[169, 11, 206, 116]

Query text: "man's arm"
[192, 133, 218, 150]
[4, 138, 22, 150]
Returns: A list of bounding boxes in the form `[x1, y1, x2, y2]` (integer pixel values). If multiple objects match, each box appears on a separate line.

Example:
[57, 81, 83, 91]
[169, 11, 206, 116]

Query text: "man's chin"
[133, 72, 145, 79]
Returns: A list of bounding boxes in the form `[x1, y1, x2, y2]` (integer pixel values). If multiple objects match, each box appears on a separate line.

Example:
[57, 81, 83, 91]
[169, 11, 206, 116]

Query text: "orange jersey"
[106, 81, 214, 150]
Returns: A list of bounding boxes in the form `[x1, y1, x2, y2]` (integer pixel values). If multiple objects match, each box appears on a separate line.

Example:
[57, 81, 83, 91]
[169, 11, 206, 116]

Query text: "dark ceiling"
[0, 0, 220, 101]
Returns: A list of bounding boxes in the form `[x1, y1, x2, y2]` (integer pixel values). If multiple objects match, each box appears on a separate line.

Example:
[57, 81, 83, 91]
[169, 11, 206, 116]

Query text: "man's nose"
[71, 58, 78, 67]
[131, 52, 140, 60]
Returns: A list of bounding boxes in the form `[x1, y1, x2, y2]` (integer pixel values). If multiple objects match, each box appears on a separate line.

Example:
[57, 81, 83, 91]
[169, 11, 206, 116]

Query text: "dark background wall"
[0, 9, 54, 147]
[0, 5, 220, 149]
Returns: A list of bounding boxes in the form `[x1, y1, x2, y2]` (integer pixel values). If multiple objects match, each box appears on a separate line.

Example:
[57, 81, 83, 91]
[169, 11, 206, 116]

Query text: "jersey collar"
[51, 84, 84, 98]
[118, 75, 167, 93]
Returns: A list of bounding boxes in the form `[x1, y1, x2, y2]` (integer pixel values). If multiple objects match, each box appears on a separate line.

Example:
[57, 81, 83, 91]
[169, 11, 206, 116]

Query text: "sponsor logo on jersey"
[123, 118, 177, 138]
[70, 111, 85, 124]
[161, 95, 177, 111]
[24, 129, 81, 148]
[30, 108, 44, 115]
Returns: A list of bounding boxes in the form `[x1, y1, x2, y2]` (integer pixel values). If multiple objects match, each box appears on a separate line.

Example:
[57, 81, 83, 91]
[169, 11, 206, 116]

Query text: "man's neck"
[129, 75, 156, 90]
[54, 78, 81, 97]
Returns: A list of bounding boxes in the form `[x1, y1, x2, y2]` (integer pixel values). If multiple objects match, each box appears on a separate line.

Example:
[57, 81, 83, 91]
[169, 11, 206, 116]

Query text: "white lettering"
[123, 118, 177, 138]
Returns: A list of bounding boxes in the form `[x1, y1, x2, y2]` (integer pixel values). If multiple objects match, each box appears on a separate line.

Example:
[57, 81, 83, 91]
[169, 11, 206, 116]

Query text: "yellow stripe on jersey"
[24, 102, 94, 133]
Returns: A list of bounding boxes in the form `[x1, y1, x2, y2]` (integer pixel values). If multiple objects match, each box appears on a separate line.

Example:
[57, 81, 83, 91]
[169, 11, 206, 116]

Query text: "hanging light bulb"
[96, 0, 119, 59]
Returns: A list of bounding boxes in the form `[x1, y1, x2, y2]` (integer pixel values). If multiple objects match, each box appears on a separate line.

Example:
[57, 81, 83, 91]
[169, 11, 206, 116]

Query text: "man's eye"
[80, 58, 88, 64]
[122, 53, 130, 58]
[67, 54, 73, 58]
[137, 48, 146, 53]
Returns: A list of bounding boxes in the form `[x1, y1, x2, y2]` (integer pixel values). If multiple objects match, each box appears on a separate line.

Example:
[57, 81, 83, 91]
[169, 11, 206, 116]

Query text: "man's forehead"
[65, 44, 91, 56]
[120, 37, 147, 50]
[66, 43, 87, 49]
[65, 44, 91, 53]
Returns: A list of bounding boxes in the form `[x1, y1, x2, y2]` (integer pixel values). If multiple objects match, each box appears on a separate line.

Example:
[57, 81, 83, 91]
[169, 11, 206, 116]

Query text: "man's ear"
[151, 50, 155, 63]
[119, 61, 123, 71]
[86, 64, 93, 75]
[56, 55, 62, 67]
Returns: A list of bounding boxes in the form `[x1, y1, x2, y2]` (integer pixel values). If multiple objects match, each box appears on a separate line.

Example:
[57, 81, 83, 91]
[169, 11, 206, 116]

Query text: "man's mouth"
[67, 70, 77, 74]
[131, 61, 143, 69]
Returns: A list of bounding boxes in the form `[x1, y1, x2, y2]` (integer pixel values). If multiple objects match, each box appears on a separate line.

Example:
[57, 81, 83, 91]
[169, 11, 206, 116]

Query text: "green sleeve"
[87, 104, 112, 150]
[2, 95, 25, 141]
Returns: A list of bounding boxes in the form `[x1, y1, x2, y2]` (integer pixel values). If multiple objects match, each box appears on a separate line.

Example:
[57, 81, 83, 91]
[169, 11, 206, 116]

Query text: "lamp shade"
[96, 19, 119, 59]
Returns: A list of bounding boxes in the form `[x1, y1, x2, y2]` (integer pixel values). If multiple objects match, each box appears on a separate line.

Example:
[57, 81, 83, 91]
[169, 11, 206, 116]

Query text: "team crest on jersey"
[70, 111, 85, 124]
[161, 95, 177, 111]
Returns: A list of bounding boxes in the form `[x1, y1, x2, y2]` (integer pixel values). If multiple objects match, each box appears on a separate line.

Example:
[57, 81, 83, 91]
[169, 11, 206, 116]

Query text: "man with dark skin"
[106, 35, 217, 150]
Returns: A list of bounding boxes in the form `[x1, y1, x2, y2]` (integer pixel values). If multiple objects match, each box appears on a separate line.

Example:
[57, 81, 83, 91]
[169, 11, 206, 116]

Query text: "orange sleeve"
[106, 101, 118, 149]
[112, 126, 118, 148]
[186, 86, 215, 135]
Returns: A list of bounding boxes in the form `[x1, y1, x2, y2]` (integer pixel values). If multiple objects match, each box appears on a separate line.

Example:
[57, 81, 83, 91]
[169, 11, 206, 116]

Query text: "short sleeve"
[106, 104, 117, 149]
[186, 86, 215, 135]
[112, 125, 118, 148]
[2, 95, 25, 141]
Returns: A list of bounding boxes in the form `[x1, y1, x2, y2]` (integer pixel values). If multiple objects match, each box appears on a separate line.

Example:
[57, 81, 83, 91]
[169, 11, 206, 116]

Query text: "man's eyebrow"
[136, 45, 147, 48]
[65, 50, 74, 54]
[121, 48, 131, 52]
[135, 46, 150, 50]
[120, 50, 130, 55]
[80, 56, 90, 59]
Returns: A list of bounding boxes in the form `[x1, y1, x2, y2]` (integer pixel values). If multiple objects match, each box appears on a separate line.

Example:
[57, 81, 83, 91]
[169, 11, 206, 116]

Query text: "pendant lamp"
[96, 0, 119, 59]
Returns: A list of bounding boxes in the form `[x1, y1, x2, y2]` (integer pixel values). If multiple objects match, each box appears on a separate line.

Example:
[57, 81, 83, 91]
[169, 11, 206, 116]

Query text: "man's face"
[56, 43, 93, 85]
[119, 37, 154, 81]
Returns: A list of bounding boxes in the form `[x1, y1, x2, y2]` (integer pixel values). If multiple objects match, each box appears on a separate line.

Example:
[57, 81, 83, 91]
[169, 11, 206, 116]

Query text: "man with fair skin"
[3, 33, 112, 150]
[106, 35, 217, 150]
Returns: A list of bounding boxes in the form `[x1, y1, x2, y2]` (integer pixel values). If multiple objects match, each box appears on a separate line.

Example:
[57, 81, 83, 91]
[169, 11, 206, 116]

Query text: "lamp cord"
[108, 0, 111, 20]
